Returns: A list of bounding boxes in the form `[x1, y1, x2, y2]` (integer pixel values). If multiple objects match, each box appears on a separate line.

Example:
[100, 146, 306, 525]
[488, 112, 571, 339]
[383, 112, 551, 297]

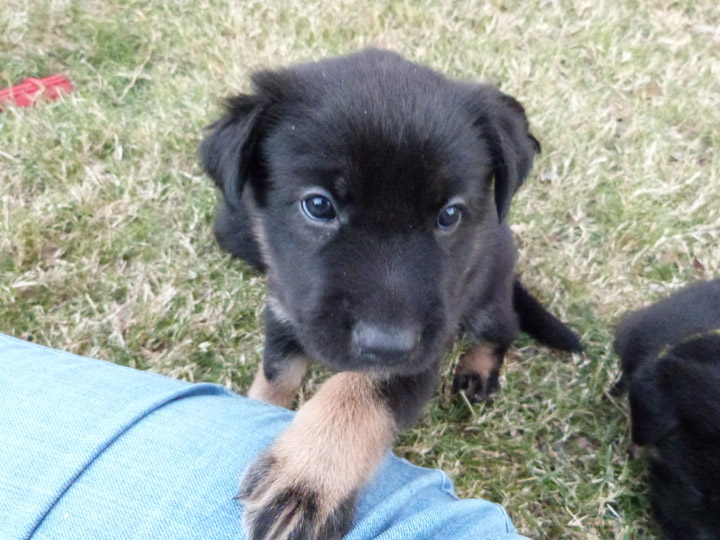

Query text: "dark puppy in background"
[615, 278, 720, 540]
[202, 49, 581, 540]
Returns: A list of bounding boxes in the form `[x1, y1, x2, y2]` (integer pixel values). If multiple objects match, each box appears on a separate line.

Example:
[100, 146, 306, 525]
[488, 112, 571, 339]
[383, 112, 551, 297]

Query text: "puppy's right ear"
[200, 94, 267, 210]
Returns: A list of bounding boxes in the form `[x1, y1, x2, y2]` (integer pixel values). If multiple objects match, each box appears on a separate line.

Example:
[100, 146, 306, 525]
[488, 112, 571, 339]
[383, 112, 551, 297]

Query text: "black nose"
[351, 322, 418, 363]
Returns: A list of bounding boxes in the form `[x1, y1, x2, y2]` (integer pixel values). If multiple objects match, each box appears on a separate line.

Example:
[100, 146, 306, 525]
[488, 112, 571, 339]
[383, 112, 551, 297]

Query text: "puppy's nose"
[352, 322, 418, 363]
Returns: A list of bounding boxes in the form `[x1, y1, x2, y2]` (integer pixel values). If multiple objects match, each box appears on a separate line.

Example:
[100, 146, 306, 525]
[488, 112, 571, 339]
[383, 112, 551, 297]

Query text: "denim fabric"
[0, 333, 527, 539]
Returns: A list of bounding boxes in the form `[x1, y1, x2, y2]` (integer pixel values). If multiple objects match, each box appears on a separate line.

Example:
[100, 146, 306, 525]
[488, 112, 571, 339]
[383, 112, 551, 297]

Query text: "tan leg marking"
[272, 371, 396, 508]
[456, 343, 498, 380]
[240, 372, 397, 539]
[453, 343, 503, 402]
[247, 355, 310, 409]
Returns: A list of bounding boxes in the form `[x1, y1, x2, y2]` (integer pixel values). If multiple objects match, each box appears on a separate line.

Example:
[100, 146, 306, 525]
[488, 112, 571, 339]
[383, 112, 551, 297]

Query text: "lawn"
[1, 1, 719, 538]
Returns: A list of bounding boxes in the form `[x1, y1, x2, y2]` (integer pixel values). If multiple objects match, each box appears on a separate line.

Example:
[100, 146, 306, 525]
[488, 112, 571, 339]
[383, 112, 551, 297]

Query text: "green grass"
[2, 1, 719, 538]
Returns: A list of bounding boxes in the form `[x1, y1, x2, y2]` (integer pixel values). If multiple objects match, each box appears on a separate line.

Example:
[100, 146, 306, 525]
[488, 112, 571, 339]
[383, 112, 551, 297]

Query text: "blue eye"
[301, 195, 337, 222]
[437, 205, 462, 231]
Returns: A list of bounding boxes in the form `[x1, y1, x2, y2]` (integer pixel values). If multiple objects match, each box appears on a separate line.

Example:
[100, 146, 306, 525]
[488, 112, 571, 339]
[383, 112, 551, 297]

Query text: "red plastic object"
[0, 75, 74, 110]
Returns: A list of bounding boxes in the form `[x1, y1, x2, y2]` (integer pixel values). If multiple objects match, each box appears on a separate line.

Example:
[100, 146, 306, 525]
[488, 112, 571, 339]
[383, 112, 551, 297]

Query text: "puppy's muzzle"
[351, 321, 419, 365]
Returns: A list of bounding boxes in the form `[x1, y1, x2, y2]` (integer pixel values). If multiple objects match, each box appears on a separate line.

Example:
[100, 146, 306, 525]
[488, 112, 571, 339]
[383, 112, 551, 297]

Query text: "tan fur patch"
[250, 217, 271, 265]
[247, 355, 310, 409]
[266, 294, 293, 325]
[245, 199, 277, 279]
[630, 443, 661, 461]
[270, 372, 396, 514]
[456, 343, 498, 379]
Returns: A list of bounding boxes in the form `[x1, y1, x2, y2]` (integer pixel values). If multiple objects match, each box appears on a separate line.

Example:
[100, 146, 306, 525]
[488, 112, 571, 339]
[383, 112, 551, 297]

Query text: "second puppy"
[615, 278, 720, 540]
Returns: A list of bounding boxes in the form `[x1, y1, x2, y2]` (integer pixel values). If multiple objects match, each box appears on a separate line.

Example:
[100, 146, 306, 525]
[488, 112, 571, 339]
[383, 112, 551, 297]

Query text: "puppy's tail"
[513, 279, 583, 352]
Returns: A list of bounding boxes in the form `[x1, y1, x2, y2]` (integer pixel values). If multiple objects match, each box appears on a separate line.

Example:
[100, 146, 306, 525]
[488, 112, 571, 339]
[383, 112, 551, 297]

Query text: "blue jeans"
[0, 333, 527, 539]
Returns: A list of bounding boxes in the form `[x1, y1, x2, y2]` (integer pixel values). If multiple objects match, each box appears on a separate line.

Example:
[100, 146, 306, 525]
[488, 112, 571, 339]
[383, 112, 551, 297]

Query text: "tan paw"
[239, 450, 356, 540]
[453, 344, 502, 402]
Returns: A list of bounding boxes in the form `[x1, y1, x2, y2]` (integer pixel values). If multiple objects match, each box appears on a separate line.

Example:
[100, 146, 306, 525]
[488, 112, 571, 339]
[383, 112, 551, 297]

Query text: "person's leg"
[0, 333, 526, 540]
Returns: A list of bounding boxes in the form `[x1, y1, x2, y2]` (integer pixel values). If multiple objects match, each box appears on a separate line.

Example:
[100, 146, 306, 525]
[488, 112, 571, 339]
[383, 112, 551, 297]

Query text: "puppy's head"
[614, 278, 720, 382]
[201, 49, 539, 375]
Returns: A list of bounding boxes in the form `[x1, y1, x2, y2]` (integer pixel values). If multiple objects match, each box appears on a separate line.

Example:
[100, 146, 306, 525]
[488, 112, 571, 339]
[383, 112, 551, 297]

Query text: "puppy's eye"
[437, 205, 462, 231]
[301, 195, 337, 222]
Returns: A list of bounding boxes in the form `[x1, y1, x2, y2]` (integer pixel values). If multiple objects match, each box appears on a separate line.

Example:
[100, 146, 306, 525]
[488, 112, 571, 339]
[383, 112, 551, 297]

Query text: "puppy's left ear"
[200, 94, 267, 211]
[472, 87, 541, 222]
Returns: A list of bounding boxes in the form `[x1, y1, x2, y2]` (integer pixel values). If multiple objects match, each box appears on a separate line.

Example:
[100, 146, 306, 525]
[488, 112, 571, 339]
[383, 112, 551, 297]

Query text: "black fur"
[614, 278, 720, 540]
[615, 278, 720, 382]
[261, 309, 304, 381]
[375, 367, 442, 429]
[513, 280, 583, 352]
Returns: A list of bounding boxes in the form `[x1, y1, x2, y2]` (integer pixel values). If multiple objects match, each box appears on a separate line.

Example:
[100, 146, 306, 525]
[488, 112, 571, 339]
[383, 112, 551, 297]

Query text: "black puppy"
[202, 49, 581, 540]
[615, 278, 720, 540]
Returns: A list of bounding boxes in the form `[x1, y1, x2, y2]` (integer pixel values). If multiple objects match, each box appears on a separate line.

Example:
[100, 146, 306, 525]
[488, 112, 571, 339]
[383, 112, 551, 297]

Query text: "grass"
[1, 0, 719, 538]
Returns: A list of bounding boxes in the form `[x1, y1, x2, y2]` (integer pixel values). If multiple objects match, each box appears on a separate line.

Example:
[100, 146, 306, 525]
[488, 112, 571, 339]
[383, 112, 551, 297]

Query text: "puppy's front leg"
[240, 371, 425, 540]
[248, 308, 310, 409]
[453, 343, 506, 403]
[247, 355, 310, 409]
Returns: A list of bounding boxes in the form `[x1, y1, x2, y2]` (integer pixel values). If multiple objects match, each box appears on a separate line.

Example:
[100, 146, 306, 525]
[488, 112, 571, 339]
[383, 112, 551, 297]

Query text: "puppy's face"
[202, 49, 539, 375]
